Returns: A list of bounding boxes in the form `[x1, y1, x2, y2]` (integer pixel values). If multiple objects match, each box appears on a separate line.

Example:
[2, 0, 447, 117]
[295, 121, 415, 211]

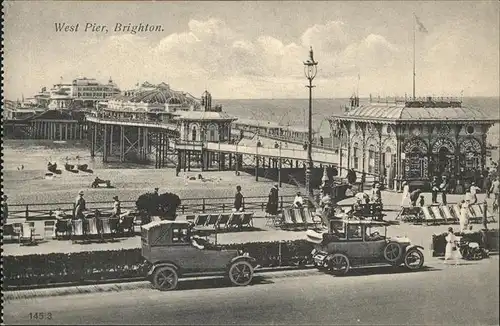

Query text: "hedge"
[431, 229, 499, 257]
[3, 240, 315, 287]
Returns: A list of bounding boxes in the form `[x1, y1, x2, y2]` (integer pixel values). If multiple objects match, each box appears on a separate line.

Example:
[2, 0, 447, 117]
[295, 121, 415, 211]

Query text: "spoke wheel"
[228, 260, 254, 286]
[326, 253, 350, 276]
[152, 266, 178, 291]
[404, 249, 424, 270]
[384, 242, 402, 263]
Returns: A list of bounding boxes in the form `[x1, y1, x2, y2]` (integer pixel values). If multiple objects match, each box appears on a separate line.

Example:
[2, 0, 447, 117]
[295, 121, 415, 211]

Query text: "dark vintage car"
[306, 219, 425, 275]
[141, 220, 257, 290]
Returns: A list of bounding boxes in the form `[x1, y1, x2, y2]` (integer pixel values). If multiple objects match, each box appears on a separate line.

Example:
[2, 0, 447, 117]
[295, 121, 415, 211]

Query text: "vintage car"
[141, 220, 257, 290]
[306, 219, 425, 275]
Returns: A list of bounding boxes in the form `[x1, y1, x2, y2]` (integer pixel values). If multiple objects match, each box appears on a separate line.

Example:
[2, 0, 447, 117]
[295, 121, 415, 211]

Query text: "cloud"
[300, 21, 349, 53]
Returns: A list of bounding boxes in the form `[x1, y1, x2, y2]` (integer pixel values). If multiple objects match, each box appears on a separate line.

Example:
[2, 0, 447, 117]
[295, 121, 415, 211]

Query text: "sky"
[3, 1, 499, 99]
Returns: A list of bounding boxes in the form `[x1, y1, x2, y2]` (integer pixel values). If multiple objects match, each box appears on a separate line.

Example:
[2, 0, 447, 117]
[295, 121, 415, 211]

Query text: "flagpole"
[413, 13, 416, 100]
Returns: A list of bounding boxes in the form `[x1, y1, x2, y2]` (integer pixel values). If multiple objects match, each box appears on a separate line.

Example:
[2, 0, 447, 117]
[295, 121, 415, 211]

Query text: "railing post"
[222, 203, 226, 212]
[25, 205, 29, 219]
[280, 196, 283, 211]
[202, 198, 206, 213]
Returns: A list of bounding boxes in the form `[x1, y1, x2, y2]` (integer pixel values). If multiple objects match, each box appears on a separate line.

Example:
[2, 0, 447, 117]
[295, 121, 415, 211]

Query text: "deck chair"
[44, 220, 57, 239]
[479, 205, 496, 223]
[441, 205, 458, 223]
[194, 214, 209, 227]
[119, 214, 136, 236]
[452, 204, 462, 222]
[431, 206, 446, 224]
[282, 208, 297, 229]
[215, 213, 231, 230]
[240, 212, 254, 228]
[227, 212, 243, 230]
[20, 222, 35, 245]
[99, 217, 113, 240]
[469, 205, 483, 223]
[302, 207, 320, 229]
[72, 219, 84, 242]
[421, 206, 436, 225]
[86, 217, 98, 237]
[206, 213, 220, 228]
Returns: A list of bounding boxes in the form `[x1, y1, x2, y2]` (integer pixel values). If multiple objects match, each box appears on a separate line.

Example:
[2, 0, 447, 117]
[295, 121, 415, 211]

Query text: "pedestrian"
[265, 184, 279, 215]
[320, 136, 324, 147]
[370, 183, 377, 202]
[74, 190, 86, 219]
[490, 177, 500, 211]
[484, 174, 492, 199]
[440, 176, 449, 205]
[469, 182, 481, 204]
[409, 189, 421, 207]
[444, 227, 459, 265]
[459, 200, 469, 232]
[111, 196, 121, 218]
[2, 195, 8, 225]
[401, 181, 410, 207]
[294, 191, 304, 208]
[234, 185, 244, 212]
[431, 176, 439, 204]
[482, 200, 488, 231]
[374, 183, 382, 204]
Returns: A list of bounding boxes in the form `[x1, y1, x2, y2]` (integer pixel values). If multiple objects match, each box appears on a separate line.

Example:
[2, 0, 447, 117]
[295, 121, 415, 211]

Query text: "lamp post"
[304, 46, 318, 197]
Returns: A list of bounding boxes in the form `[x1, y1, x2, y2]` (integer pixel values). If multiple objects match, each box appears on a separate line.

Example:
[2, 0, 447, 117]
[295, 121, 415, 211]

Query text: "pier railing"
[8, 195, 300, 221]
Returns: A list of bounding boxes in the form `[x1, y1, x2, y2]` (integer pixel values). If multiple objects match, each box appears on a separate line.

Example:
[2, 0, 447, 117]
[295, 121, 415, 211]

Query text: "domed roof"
[125, 83, 200, 107]
[336, 99, 499, 123]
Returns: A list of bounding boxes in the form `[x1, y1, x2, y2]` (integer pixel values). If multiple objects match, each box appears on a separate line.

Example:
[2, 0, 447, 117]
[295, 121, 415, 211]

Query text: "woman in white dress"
[459, 200, 470, 232]
[401, 181, 410, 207]
[444, 227, 459, 264]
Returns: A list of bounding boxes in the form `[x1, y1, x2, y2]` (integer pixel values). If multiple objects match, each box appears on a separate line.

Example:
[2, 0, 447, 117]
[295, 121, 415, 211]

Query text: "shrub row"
[431, 229, 499, 257]
[3, 240, 315, 287]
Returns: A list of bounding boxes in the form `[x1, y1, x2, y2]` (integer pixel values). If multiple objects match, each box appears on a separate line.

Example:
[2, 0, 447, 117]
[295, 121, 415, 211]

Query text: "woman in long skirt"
[459, 200, 470, 232]
[444, 227, 459, 264]
[401, 181, 410, 207]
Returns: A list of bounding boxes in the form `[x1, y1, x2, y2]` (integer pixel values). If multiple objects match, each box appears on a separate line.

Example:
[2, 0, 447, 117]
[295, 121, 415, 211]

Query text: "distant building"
[2, 100, 45, 120]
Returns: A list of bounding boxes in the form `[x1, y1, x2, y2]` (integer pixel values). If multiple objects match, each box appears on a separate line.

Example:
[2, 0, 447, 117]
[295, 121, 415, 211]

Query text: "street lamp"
[304, 46, 318, 197]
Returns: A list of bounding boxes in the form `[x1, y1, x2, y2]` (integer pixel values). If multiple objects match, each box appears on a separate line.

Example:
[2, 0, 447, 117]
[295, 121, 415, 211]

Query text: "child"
[419, 195, 425, 207]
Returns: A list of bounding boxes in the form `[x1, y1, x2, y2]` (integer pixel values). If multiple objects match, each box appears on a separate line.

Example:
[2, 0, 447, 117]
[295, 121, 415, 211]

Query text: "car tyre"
[326, 253, 350, 276]
[152, 266, 179, 291]
[228, 260, 254, 286]
[384, 242, 403, 263]
[404, 249, 424, 270]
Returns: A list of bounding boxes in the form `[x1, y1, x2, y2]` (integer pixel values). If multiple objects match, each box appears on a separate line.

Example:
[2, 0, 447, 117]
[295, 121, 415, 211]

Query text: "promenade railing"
[8, 195, 299, 221]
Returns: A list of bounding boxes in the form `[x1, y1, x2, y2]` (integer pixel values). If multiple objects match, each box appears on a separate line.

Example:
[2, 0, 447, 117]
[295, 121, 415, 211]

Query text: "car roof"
[142, 220, 192, 230]
[335, 219, 396, 226]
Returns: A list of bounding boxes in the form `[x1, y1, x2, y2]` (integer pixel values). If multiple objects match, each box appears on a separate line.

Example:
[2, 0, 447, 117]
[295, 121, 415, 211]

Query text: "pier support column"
[278, 157, 282, 187]
[255, 155, 259, 181]
[91, 124, 96, 157]
[187, 151, 191, 171]
[109, 125, 114, 159]
[120, 126, 125, 162]
[102, 124, 108, 163]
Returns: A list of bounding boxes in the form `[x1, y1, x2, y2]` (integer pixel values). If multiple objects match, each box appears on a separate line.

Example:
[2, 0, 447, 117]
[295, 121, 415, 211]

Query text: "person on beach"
[2, 195, 8, 225]
[482, 200, 489, 231]
[294, 192, 304, 208]
[401, 181, 410, 207]
[440, 176, 449, 205]
[444, 227, 459, 264]
[265, 184, 279, 215]
[490, 177, 500, 211]
[469, 182, 481, 204]
[74, 190, 86, 219]
[484, 173, 492, 199]
[459, 200, 469, 232]
[111, 196, 121, 218]
[234, 185, 244, 212]
[419, 195, 425, 207]
[431, 176, 439, 204]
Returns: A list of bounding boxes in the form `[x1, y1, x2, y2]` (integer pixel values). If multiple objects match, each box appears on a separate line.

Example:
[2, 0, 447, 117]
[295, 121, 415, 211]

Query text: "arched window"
[191, 127, 197, 141]
[368, 144, 376, 173]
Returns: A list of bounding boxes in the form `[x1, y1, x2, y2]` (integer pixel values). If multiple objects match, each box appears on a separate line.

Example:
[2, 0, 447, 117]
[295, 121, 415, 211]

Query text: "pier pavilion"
[329, 96, 499, 191]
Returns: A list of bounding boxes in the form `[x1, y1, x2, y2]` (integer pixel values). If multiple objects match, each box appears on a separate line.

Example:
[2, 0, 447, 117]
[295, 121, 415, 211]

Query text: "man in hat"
[74, 190, 86, 219]
[294, 191, 304, 208]
[431, 176, 439, 204]
[2, 195, 8, 225]
[111, 195, 121, 218]
[469, 182, 481, 204]
[234, 185, 244, 212]
[440, 176, 449, 205]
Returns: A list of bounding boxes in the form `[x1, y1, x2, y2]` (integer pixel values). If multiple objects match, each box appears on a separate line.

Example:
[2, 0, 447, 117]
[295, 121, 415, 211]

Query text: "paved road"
[4, 259, 498, 325]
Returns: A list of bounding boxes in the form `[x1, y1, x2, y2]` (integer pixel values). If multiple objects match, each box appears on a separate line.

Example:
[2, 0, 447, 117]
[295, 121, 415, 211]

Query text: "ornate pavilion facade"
[329, 96, 499, 191]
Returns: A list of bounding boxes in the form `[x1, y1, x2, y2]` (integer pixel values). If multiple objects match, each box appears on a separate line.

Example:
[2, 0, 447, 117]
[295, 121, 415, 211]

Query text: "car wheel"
[384, 242, 403, 263]
[152, 266, 178, 291]
[404, 249, 424, 270]
[326, 253, 350, 276]
[228, 260, 254, 286]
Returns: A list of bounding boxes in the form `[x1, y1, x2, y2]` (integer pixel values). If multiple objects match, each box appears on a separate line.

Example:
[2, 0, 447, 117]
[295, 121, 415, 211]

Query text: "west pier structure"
[330, 96, 500, 191]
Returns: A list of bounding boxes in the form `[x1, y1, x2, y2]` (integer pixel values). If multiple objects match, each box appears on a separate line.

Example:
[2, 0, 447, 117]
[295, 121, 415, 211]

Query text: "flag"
[415, 15, 428, 33]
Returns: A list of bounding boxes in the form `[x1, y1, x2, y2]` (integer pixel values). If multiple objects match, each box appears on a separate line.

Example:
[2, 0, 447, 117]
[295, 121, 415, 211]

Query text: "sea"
[3, 97, 499, 171]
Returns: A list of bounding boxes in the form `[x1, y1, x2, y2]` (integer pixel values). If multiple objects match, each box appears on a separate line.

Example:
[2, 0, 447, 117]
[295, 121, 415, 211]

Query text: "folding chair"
[227, 212, 243, 230]
[44, 220, 57, 239]
[441, 205, 458, 223]
[479, 205, 496, 223]
[100, 217, 113, 240]
[194, 214, 209, 227]
[206, 213, 220, 228]
[72, 219, 84, 243]
[452, 205, 462, 223]
[240, 212, 254, 228]
[469, 205, 483, 224]
[421, 206, 436, 225]
[431, 206, 446, 224]
[282, 208, 297, 230]
[216, 213, 231, 230]
[302, 207, 320, 229]
[293, 208, 306, 226]
[119, 214, 136, 236]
